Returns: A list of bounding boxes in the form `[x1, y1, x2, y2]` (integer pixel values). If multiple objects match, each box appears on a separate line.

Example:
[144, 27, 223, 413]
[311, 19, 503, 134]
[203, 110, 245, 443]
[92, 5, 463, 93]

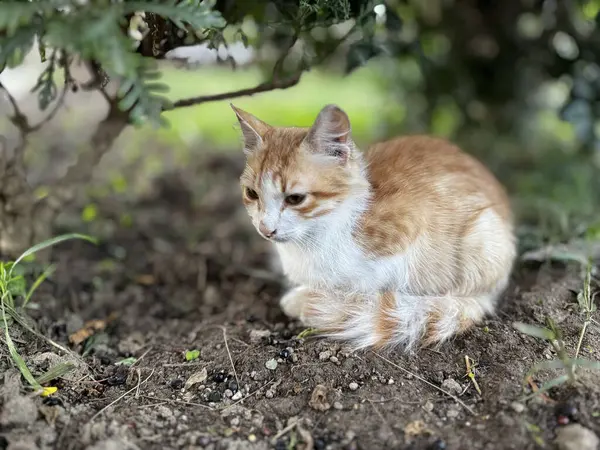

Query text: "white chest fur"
[275, 214, 410, 294]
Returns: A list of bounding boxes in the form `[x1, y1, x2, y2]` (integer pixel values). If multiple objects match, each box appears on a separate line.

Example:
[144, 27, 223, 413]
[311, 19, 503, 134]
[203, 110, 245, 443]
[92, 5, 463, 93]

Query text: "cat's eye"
[245, 187, 259, 200]
[285, 194, 306, 206]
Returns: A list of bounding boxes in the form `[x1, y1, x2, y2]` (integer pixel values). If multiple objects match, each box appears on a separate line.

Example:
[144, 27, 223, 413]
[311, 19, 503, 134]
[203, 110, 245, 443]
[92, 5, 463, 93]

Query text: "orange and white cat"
[232, 103, 516, 350]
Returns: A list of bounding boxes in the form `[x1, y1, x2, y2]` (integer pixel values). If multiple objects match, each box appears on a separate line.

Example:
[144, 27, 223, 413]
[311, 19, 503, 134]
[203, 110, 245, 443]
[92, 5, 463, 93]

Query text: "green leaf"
[30, 61, 58, 110]
[1, 295, 41, 390]
[115, 357, 137, 366]
[12, 234, 97, 275]
[7, 276, 26, 297]
[525, 359, 566, 379]
[513, 322, 556, 340]
[122, 1, 226, 29]
[185, 349, 200, 361]
[36, 362, 76, 385]
[571, 358, 600, 370]
[24, 264, 56, 308]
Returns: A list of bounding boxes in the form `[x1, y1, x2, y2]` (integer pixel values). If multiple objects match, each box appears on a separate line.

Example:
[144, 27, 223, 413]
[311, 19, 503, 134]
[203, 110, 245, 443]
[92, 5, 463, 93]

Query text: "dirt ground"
[1, 153, 599, 450]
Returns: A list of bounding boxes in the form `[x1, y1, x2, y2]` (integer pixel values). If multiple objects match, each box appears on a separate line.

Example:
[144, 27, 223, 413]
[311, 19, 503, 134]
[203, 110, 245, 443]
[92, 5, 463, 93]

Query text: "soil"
[1, 153, 599, 450]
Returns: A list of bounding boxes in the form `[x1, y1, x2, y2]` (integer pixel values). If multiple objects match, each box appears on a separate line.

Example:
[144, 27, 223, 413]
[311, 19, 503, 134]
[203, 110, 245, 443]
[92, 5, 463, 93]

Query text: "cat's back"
[356, 135, 512, 256]
[364, 135, 509, 213]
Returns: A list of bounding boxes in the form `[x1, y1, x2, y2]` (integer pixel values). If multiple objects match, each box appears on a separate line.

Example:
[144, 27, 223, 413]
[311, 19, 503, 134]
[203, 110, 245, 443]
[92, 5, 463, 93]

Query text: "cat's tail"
[303, 289, 504, 350]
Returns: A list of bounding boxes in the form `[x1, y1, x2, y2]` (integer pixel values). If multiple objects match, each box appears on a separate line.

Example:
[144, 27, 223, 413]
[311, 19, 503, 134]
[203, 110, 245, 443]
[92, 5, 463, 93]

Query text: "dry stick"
[219, 325, 240, 390]
[90, 369, 154, 421]
[372, 352, 476, 416]
[271, 420, 299, 443]
[130, 347, 152, 368]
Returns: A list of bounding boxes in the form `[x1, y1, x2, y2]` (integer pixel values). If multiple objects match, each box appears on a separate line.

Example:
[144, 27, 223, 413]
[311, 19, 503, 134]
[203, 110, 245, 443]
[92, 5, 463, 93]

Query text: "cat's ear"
[305, 104, 352, 162]
[230, 104, 271, 153]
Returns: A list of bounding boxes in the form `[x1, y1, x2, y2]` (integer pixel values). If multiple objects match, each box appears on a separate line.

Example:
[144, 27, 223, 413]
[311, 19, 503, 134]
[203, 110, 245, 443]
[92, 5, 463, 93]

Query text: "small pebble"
[388, 378, 394, 385]
[510, 402, 525, 414]
[333, 401, 343, 410]
[224, 389, 233, 398]
[279, 349, 290, 359]
[265, 390, 274, 399]
[248, 434, 257, 443]
[423, 401, 434, 412]
[446, 407, 460, 419]
[227, 380, 238, 393]
[319, 350, 332, 361]
[231, 391, 243, 401]
[265, 359, 278, 370]
[441, 378, 462, 395]
[330, 356, 339, 363]
[230, 417, 240, 427]
[555, 424, 599, 450]
[349, 382, 359, 391]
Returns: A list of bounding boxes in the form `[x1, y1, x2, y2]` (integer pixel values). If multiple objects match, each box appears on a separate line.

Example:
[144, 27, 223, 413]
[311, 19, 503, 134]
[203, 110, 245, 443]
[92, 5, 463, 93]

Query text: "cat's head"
[232, 104, 366, 243]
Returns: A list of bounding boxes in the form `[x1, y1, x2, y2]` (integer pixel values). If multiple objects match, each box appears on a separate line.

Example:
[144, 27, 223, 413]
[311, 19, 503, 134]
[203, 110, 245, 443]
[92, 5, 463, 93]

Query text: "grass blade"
[513, 322, 555, 340]
[4, 303, 73, 355]
[521, 374, 569, 401]
[36, 362, 76, 385]
[11, 233, 97, 274]
[24, 264, 56, 308]
[525, 359, 566, 379]
[1, 294, 41, 390]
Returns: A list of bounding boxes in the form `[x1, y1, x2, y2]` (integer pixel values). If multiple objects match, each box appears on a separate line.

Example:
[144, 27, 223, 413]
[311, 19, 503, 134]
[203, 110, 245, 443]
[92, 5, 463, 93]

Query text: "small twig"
[130, 347, 152, 368]
[465, 355, 482, 396]
[219, 325, 240, 389]
[271, 420, 298, 443]
[140, 395, 214, 411]
[525, 376, 555, 404]
[373, 352, 476, 416]
[0, 80, 31, 133]
[134, 368, 142, 398]
[90, 369, 154, 421]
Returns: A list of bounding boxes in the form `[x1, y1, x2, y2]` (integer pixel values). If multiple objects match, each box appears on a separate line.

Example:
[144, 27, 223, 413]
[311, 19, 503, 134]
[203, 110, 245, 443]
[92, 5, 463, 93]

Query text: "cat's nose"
[259, 221, 277, 238]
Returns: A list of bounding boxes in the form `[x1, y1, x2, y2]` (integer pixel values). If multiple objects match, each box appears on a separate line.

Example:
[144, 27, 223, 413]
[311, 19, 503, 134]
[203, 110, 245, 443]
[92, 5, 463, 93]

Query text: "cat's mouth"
[260, 233, 290, 243]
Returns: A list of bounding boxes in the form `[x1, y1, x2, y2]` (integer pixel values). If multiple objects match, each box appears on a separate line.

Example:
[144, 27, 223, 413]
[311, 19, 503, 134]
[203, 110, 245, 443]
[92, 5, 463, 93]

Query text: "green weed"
[514, 264, 600, 400]
[0, 233, 96, 394]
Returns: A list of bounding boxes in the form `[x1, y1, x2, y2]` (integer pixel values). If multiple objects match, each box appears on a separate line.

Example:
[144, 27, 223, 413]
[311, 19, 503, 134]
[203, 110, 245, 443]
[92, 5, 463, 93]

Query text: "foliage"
[0, 233, 96, 392]
[0, 0, 388, 126]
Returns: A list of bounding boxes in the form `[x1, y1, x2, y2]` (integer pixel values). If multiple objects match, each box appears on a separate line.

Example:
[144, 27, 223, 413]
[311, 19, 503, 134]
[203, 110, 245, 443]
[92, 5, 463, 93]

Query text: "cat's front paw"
[279, 286, 310, 319]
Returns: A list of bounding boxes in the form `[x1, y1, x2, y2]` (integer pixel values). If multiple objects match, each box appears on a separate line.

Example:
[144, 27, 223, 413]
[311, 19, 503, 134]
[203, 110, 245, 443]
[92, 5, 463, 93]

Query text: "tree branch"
[166, 73, 303, 110]
[0, 80, 32, 134]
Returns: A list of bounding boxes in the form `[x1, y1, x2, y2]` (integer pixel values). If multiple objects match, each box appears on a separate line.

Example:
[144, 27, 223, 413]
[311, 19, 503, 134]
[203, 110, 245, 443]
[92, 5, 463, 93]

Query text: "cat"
[232, 103, 516, 350]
